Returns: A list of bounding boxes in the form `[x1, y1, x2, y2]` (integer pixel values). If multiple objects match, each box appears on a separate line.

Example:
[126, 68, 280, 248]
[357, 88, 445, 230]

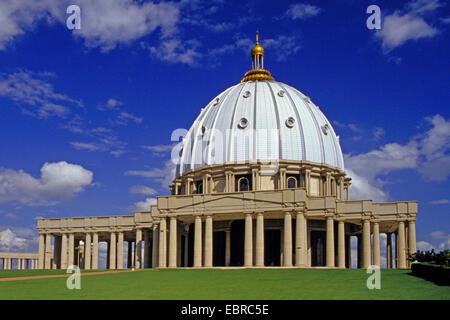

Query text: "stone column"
[346, 235, 352, 268]
[244, 213, 253, 267]
[38, 234, 45, 269]
[109, 232, 116, 269]
[255, 213, 264, 267]
[397, 221, 407, 269]
[204, 215, 213, 268]
[295, 211, 306, 266]
[135, 228, 142, 269]
[44, 234, 52, 270]
[194, 216, 202, 267]
[283, 212, 292, 267]
[225, 229, 231, 267]
[326, 216, 335, 267]
[362, 219, 371, 269]
[117, 232, 124, 269]
[68, 233, 74, 267]
[177, 226, 182, 267]
[61, 234, 68, 269]
[159, 219, 167, 268]
[144, 229, 151, 268]
[88, 233, 96, 269]
[373, 222, 380, 267]
[337, 221, 345, 268]
[408, 220, 417, 256]
[386, 233, 393, 269]
[84, 233, 92, 270]
[152, 225, 159, 268]
[169, 217, 178, 268]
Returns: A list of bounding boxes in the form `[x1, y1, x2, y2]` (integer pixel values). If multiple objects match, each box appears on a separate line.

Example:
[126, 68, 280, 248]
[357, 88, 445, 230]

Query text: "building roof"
[175, 80, 344, 177]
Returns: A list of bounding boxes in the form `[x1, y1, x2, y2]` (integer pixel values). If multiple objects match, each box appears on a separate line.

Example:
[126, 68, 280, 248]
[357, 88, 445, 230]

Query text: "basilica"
[36, 33, 417, 271]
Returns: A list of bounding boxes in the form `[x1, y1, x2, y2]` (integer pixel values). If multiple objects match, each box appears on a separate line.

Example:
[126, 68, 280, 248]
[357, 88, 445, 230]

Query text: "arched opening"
[194, 181, 203, 194]
[238, 177, 250, 192]
[287, 177, 297, 188]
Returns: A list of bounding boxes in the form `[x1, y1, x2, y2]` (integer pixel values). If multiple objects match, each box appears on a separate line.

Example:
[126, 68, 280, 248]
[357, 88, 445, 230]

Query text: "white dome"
[176, 80, 344, 177]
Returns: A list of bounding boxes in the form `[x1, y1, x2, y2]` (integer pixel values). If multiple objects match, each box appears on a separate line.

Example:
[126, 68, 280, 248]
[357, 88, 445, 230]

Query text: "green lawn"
[0, 268, 448, 300]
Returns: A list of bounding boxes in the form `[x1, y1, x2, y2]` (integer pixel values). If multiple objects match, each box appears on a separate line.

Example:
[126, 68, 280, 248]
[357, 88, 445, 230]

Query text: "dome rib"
[176, 80, 344, 178]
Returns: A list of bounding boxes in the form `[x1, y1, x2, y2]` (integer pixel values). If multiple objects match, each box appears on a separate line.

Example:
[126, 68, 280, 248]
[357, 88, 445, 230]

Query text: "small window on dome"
[287, 177, 297, 189]
[243, 91, 251, 98]
[321, 124, 329, 135]
[285, 117, 295, 128]
[213, 97, 220, 105]
[238, 117, 248, 129]
[238, 177, 250, 192]
[278, 90, 285, 97]
[201, 126, 207, 135]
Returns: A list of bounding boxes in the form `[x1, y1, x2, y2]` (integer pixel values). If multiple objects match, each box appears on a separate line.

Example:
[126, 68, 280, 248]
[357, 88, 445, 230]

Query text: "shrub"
[408, 250, 450, 267]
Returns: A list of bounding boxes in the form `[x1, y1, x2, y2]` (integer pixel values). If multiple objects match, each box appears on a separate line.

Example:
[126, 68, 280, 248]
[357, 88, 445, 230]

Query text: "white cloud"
[0, 70, 83, 118]
[417, 240, 435, 251]
[0, 0, 179, 52]
[70, 142, 104, 152]
[345, 114, 450, 201]
[125, 160, 176, 189]
[129, 185, 157, 196]
[116, 111, 143, 125]
[0, 161, 93, 206]
[372, 127, 385, 140]
[133, 197, 157, 212]
[345, 169, 388, 202]
[0, 227, 38, 252]
[285, 3, 321, 20]
[144, 38, 202, 66]
[375, 0, 442, 52]
[429, 199, 449, 205]
[417, 231, 450, 251]
[235, 34, 301, 62]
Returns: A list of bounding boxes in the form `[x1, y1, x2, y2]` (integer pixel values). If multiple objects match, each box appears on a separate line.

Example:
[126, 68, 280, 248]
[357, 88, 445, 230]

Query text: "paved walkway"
[0, 269, 141, 282]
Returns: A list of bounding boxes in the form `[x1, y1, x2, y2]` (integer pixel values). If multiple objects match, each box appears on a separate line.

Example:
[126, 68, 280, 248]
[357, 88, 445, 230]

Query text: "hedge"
[411, 262, 450, 286]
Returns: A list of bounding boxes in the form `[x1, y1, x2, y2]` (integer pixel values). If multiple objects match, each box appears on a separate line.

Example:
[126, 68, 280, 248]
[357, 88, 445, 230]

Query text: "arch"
[287, 176, 297, 189]
[238, 177, 250, 192]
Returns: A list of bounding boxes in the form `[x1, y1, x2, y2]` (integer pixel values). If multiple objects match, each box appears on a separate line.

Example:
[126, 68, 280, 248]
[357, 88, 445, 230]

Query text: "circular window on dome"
[278, 90, 285, 97]
[243, 91, 251, 98]
[303, 96, 311, 103]
[321, 124, 329, 135]
[213, 97, 220, 105]
[238, 117, 248, 129]
[285, 117, 295, 128]
[201, 126, 207, 135]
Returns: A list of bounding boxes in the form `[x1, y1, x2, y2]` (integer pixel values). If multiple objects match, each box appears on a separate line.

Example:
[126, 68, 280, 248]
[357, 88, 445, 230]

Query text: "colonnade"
[0, 257, 39, 270]
[36, 216, 416, 270]
[38, 230, 154, 270]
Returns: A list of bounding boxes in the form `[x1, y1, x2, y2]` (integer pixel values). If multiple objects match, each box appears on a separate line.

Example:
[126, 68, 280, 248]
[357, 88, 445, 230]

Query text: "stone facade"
[36, 161, 418, 270]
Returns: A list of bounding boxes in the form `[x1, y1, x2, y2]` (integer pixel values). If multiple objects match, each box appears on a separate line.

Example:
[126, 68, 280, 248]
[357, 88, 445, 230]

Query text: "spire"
[241, 31, 274, 82]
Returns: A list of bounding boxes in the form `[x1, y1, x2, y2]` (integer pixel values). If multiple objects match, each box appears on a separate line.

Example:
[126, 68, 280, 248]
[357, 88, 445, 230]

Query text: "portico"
[36, 187, 417, 270]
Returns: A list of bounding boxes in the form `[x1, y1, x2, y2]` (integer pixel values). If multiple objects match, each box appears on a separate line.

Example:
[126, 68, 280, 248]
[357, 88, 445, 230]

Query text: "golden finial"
[241, 31, 274, 82]
[251, 30, 264, 57]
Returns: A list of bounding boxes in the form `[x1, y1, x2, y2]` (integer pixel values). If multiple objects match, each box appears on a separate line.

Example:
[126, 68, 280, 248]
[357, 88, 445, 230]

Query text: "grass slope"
[0, 268, 449, 300]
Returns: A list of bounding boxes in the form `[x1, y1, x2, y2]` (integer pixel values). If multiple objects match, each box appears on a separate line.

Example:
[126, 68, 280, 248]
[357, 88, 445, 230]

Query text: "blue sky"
[0, 0, 449, 255]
